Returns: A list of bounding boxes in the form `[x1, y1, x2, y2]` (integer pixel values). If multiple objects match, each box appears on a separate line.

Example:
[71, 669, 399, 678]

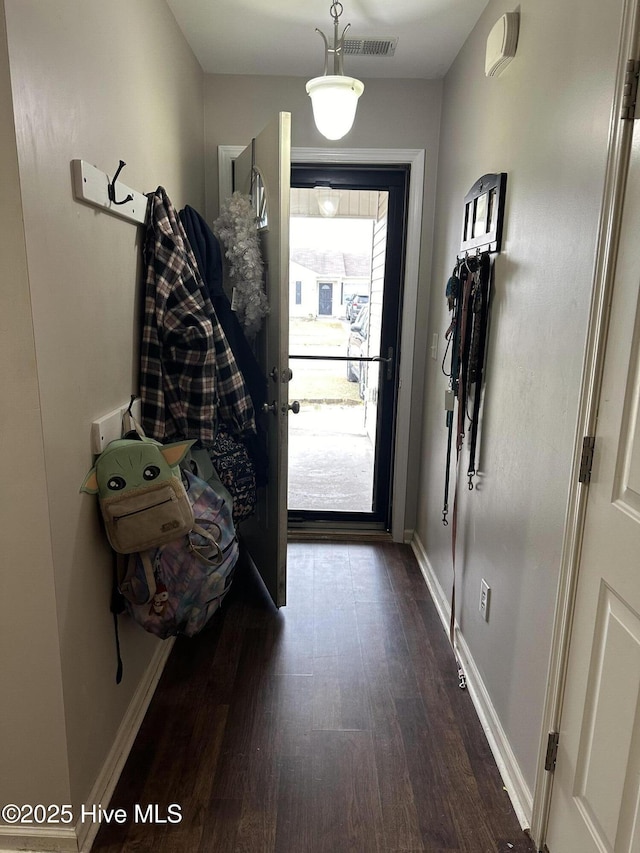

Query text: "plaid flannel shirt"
[140, 188, 256, 445]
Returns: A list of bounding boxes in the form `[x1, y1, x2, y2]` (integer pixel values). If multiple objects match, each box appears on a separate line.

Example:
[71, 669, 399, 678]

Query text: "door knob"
[270, 367, 293, 383]
[263, 400, 300, 415]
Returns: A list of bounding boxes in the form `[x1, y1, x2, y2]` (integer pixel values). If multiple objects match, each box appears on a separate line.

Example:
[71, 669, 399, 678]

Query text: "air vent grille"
[344, 37, 398, 57]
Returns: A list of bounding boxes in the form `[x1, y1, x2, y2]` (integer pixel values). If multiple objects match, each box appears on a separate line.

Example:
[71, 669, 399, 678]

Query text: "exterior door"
[232, 113, 291, 607]
[318, 282, 333, 315]
[287, 165, 407, 530]
[545, 115, 640, 848]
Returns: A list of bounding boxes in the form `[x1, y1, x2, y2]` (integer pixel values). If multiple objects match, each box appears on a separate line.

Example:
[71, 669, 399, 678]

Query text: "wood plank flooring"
[93, 542, 536, 853]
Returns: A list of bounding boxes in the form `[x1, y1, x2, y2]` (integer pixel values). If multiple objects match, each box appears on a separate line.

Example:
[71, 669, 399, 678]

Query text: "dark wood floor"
[93, 542, 536, 853]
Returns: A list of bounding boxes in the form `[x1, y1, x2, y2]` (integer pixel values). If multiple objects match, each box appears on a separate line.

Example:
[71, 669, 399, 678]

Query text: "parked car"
[346, 304, 370, 399]
[346, 294, 369, 323]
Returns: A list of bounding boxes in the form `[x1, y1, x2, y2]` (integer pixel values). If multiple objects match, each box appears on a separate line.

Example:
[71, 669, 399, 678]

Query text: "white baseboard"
[0, 826, 78, 853]
[0, 638, 174, 853]
[411, 533, 533, 830]
[77, 638, 175, 852]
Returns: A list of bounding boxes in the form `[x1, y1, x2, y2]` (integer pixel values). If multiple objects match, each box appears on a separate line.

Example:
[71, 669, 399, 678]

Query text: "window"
[295, 281, 302, 305]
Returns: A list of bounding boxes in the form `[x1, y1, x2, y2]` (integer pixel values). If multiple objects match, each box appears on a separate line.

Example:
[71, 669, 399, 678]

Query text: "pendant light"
[306, 2, 364, 141]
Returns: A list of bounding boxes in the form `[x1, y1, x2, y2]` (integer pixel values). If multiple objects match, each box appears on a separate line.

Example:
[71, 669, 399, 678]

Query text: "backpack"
[82, 436, 238, 642]
[81, 436, 197, 602]
[118, 469, 238, 639]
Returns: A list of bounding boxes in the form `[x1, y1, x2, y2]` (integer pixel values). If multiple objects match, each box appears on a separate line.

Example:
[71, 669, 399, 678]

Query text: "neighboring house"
[290, 248, 371, 318]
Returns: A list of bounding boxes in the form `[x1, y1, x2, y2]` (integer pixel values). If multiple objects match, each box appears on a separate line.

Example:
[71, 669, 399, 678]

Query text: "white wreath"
[213, 192, 269, 340]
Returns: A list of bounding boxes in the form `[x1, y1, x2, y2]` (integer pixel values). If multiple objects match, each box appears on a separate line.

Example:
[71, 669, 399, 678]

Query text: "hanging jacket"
[179, 205, 269, 484]
[140, 188, 256, 445]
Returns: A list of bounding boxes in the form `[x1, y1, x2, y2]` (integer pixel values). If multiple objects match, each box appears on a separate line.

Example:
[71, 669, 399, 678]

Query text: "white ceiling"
[166, 0, 490, 80]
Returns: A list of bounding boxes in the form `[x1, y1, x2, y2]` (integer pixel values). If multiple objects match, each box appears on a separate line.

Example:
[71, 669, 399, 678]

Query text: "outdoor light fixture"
[306, 1, 364, 141]
[315, 186, 341, 217]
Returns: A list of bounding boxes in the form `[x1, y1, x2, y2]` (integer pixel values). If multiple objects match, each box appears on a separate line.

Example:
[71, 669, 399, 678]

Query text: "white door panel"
[546, 116, 640, 851]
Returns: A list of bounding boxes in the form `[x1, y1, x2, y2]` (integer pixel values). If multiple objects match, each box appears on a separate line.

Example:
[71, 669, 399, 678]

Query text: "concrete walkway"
[288, 403, 374, 512]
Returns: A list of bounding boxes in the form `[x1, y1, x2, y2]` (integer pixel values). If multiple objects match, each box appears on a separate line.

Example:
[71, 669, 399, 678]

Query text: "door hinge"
[545, 731, 560, 772]
[621, 58, 640, 120]
[579, 436, 596, 484]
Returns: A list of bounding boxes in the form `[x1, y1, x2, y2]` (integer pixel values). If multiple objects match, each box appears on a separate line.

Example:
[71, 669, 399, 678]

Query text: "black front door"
[288, 165, 409, 532]
[318, 282, 333, 315]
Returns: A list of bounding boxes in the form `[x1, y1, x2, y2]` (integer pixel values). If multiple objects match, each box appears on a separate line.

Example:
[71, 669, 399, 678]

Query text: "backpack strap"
[118, 551, 157, 605]
[188, 523, 223, 566]
[111, 553, 126, 684]
[122, 395, 146, 438]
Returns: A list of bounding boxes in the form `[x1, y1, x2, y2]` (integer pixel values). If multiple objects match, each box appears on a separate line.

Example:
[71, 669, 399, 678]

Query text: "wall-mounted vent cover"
[344, 37, 398, 57]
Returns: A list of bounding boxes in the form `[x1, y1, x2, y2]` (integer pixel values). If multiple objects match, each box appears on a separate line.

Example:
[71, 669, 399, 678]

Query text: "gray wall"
[1, 0, 204, 819]
[0, 0, 70, 810]
[203, 74, 442, 217]
[416, 0, 625, 791]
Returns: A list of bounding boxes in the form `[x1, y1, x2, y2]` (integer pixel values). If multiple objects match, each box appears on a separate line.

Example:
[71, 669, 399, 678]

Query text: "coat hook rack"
[71, 159, 149, 225]
[107, 160, 134, 206]
[458, 172, 507, 259]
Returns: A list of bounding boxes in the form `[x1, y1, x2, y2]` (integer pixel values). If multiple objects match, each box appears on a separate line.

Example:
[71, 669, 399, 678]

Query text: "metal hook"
[330, 0, 344, 20]
[108, 160, 134, 206]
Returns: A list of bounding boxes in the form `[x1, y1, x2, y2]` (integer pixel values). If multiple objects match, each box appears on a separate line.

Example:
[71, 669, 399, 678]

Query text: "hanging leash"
[450, 262, 475, 689]
[441, 252, 493, 689]
[441, 261, 473, 687]
[467, 252, 492, 489]
[442, 263, 462, 525]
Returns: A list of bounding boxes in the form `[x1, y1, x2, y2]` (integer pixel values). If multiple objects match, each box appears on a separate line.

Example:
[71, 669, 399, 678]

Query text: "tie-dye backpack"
[81, 436, 238, 642]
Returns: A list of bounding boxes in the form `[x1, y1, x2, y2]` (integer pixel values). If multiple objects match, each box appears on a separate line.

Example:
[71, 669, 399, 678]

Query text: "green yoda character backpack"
[81, 435, 200, 605]
[81, 436, 195, 555]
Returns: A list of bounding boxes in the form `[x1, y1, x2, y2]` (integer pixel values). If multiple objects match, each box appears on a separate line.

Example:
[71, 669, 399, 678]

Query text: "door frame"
[530, 0, 640, 846]
[219, 146, 425, 543]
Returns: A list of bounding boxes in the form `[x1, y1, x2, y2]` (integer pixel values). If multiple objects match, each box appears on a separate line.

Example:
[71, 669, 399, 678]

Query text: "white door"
[545, 118, 640, 848]
[232, 113, 291, 607]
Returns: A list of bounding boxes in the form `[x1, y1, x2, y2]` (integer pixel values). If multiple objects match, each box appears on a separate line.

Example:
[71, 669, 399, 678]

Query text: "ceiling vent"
[343, 37, 398, 57]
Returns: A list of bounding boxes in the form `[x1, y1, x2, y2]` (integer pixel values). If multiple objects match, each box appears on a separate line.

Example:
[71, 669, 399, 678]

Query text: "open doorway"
[287, 165, 409, 532]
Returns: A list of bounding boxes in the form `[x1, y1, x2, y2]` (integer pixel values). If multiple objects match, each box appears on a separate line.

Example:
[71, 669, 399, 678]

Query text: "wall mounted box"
[485, 12, 519, 77]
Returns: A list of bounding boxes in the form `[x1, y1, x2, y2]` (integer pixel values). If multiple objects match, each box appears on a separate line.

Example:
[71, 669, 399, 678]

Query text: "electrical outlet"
[479, 579, 491, 621]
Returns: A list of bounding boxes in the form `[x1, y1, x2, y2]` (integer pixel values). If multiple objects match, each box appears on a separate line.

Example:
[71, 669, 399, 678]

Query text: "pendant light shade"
[306, 2, 364, 141]
[306, 75, 364, 141]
